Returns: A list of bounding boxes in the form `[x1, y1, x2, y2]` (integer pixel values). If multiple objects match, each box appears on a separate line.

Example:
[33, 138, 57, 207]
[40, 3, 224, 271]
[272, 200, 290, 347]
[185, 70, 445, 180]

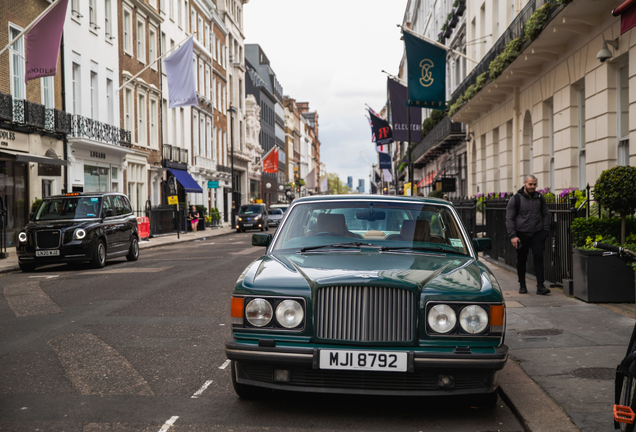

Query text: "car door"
[110, 195, 128, 252]
[120, 195, 135, 249]
[101, 196, 119, 253]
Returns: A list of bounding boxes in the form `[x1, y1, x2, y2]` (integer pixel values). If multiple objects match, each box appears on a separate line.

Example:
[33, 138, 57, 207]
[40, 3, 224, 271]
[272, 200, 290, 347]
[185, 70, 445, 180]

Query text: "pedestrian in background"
[189, 205, 200, 236]
[505, 175, 551, 295]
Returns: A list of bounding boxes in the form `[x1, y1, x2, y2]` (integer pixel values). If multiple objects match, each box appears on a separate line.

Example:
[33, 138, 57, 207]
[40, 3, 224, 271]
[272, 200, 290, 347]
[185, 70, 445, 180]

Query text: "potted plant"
[593, 165, 636, 244]
[454, 0, 466, 16]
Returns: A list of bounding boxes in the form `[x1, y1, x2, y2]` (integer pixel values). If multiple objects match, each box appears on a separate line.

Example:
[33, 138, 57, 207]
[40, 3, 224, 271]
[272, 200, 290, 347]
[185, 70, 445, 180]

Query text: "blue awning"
[169, 168, 203, 193]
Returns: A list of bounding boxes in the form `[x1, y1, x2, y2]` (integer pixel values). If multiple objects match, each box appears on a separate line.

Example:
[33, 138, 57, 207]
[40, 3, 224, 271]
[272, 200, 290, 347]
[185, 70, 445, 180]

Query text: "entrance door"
[0, 160, 27, 248]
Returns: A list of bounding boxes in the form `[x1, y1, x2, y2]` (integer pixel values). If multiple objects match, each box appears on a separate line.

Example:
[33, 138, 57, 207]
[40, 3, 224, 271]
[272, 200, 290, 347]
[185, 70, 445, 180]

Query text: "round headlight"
[18, 232, 27, 243]
[254, 215, 260, 220]
[459, 305, 489, 334]
[245, 298, 273, 327]
[275, 300, 304, 328]
[238, 217, 242, 221]
[74, 228, 86, 240]
[428, 304, 457, 334]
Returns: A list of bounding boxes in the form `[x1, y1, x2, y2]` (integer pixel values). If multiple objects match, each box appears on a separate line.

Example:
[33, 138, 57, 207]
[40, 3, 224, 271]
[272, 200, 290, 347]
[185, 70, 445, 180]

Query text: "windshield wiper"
[299, 242, 381, 253]
[379, 245, 449, 253]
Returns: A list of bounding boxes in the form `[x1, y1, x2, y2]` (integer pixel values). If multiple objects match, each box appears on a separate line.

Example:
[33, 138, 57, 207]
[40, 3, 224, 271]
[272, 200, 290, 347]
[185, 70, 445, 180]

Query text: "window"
[159, 0, 164, 13]
[90, 71, 98, 120]
[138, 93, 146, 145]
[193, 111, 199, 155]
[198, 16, 203, 43]
[238, 79, 242, 109]
[124, 88, 132, 131]
[191, 8, 196, 33]
[199, 59, 204, 93]
[149, 0, 157, 9]
[71, 0, 81, 18]
[161, 32, 166, 56]
[150, 99, 158, 147]
[89, 0, 96, 27]
[104, 0, 112, 37]
[149, 28, 156, 68]
[207, 117, 212, 157]
[618, 61, 630, 166]
[205, 23, 210, 49]
[111, 167, 118, 191]
[123, 9, 132, 53]
[172, 106, 177, 143]
[177, 0, 182, 27]
[212, 33, 216, 59]
[9, 26, 25, 99]
[578, 84, 586, 189]
[106, 78, 113, 125]
[137, 19, 145, 62]
[205, 66, 211, 99]
[72, 63, 81, 115]
[162, 99, 168, 142]
[41, 76, 54, 109]
[180, 108, 185, 146]
[169, 0, 174, 20]
[216, 37, 220, 61]
[200, 116, 205, 156]
[42, 180, 53, 198]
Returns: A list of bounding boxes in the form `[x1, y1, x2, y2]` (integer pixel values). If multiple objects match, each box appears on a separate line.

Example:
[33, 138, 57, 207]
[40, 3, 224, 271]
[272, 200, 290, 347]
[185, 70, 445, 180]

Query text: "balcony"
[162, 144, 189, 167]
[70, 115, 131, 147]
[217, 164, 232, 174]
[194, 155, 216, 172]
[2, 94, 72, 135]
[412, 116, 465, 168]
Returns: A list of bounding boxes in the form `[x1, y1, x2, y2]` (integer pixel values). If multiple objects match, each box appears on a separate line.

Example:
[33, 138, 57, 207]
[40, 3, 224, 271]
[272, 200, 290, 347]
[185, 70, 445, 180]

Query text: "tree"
[327, 173, 351, 195]
[593, 165, 636, 244]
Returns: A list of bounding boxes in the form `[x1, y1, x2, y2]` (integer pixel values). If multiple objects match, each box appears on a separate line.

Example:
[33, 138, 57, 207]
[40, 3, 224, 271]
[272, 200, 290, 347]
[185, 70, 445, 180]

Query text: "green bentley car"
[225, 195, 506, 405]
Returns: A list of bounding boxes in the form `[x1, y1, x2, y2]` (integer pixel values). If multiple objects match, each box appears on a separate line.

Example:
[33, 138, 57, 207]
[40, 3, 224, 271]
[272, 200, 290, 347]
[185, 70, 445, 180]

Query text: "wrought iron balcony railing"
[0, 91, 73, 136]
[217, 164, 232, 174]
[411, 116, 465, 166]
[71, 114, 132, 148]
[162, 144, 189, 164]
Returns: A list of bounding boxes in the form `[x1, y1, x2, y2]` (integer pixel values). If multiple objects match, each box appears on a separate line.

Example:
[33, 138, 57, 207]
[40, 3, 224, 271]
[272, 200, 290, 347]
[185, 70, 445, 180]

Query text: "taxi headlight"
[245, 298, 273, 327]
[18, 232, 27, 243]
[74, 228, 86, 240]
[459, 305, 489, 334]
[254, 215, 260, 220]
[275, 300, 304, 328]
[238, 217, 242, 221]
[428, 304, 456, 334]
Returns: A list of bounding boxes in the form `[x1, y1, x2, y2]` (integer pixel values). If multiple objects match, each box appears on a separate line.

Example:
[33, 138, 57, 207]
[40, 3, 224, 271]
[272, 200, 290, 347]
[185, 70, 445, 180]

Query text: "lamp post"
[228, 105, 237, 229]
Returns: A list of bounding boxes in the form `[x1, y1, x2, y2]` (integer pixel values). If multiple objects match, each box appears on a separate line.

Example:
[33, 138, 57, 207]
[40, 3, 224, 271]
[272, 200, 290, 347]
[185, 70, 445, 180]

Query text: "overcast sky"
[244, 0, 407, 191]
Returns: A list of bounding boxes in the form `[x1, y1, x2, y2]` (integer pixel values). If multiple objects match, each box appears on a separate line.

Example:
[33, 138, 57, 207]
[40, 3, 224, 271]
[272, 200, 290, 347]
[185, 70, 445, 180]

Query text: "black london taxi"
[16, 192, 139, 272]
[236, 203, 269, 232]
[225, 195, 506, 406]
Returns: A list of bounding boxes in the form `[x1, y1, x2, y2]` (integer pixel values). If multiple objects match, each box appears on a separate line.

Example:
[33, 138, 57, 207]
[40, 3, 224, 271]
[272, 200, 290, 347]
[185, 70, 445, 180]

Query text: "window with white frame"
[104, 0, 112, 37]
[578, 84, 586, 189]
[127, 163, 146, 213]
[9, 26, 25, 100]
[72, 62, 81, 115]
[172, 107, 177, 144]
[193, 110, 199, 155]
[200, 116, 205, 157]
[149, 27, 156, 69]
[137, 19, 145, 62]
[618, 61, 630, 166]
[198, 59, 204, 94]
[207, 117, 212, 157]
[71, 0, 81, 18]
[159, 0, 164, 13]
[193, 56, 197, 89]
[211, 33, 216, 59]
[150, 99, 158, 147]
[198, 16, 203, 43]
[169, 0, 174, 21]
[191, 8, 196, 33]
[223, 131, 227, 165]
[106, 78, 113, 125]
[124, 88, 132, 131]
[213, 77, 217, 109]
[238, 78, 242, 109]
[205, 23, 210, 49]
[177, 0, 182, 28]
[221, 43, 225, 68]
[89, 0, 97, 27]
[180, 108, 185, 145]
[161, 32, 166, 56]
[205, 66, 210, 99]
[90, 71, 98, 120]
[216, 38, 220, 61]
[215, 127, 219, 161]
[162, 99, 167, 141]
[138, 93, 146, 145]
[41, 77, 54, 109]
[123, 8, 132, 54]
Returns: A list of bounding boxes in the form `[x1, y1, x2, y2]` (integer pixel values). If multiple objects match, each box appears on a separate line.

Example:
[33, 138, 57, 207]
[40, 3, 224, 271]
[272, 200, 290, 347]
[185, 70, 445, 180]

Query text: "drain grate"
[518, 328, 564, 337]
[571, 367, 615, 380]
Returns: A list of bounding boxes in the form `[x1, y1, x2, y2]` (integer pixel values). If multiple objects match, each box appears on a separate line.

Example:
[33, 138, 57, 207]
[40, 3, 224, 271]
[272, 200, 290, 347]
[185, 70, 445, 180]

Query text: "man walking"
[505, 175, 551, 295]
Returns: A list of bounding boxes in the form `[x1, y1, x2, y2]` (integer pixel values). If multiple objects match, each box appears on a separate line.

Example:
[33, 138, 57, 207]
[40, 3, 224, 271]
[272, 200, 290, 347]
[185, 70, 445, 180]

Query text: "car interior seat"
[413, 219, 431, 243]
[311, 213, 361, 238]
[386, 219, 417, 241]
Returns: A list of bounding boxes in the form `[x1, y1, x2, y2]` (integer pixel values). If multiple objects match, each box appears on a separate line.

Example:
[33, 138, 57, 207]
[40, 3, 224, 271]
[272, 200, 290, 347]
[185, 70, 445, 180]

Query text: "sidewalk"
[484, 255, 635, 432]
[0, 226, 236, 275]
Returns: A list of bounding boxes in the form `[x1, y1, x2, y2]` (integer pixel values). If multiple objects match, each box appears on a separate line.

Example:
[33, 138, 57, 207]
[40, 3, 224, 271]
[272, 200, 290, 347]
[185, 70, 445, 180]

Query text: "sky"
[244, 0, 407, 191]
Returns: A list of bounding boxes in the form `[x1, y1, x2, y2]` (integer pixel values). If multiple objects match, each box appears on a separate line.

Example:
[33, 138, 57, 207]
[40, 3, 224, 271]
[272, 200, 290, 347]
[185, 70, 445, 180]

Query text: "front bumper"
[225, 339, 508, 396]
[17, 240, 95, 265]
[237, 221, 263, 230]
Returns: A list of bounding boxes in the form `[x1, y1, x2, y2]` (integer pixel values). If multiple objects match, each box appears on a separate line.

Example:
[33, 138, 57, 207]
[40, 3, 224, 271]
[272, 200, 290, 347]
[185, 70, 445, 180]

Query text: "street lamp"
[228, 105, 237, 228]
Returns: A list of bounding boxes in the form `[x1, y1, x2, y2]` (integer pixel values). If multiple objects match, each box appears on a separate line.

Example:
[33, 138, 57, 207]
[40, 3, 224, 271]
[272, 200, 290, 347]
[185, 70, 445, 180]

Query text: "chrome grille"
[36, 230, 61, 249]
[316, 286, 415, 342]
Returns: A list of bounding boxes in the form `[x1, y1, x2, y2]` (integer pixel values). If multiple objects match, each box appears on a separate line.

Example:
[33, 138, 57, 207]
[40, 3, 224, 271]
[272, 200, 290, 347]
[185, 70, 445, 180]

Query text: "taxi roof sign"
[65, 192, 81, 196]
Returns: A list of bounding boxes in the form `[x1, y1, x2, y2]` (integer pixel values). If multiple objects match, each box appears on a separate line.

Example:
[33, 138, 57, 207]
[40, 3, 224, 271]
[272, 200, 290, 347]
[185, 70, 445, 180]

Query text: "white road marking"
[191, 380, 213, 398]
[158, 416, 179, 432]
[28, 275, 59, 279]
[219, 360, 231, 370]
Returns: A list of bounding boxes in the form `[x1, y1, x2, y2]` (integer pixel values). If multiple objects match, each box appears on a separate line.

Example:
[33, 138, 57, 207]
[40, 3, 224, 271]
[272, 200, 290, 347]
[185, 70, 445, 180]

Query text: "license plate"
[243, 223, 253, 227]
[319, 350, 407, 372]
[36, 250, 60, 257]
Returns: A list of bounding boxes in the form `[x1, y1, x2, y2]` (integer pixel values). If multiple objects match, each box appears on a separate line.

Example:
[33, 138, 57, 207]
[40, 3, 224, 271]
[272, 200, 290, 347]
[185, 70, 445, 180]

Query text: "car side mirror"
[104, 209, 115, 217]
[252, 233, 272, 247]
[472, 238, 492, 252]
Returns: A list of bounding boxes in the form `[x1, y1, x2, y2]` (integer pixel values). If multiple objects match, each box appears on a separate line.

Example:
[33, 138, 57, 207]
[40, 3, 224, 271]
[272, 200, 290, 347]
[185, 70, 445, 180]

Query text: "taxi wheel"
[19, 262, 36, 272]
[90, 240, 106, 269]
[231, 361, 267, 399]
[126, 236, 139, 261]
[236, 229, 241, 233]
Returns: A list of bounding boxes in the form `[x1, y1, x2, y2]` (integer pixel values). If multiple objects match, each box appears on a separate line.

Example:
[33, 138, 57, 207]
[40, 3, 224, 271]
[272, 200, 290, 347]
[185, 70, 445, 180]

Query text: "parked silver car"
[267, 208, 284, 228]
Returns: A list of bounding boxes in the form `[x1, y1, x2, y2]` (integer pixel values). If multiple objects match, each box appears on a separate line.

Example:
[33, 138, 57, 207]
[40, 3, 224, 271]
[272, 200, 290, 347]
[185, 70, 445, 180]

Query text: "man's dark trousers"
[516, 232, 546, 286]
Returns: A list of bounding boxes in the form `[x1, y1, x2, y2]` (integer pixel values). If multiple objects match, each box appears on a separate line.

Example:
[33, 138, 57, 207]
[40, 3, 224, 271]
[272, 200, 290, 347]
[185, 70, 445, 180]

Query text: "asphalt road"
[0, 232, 524, 431]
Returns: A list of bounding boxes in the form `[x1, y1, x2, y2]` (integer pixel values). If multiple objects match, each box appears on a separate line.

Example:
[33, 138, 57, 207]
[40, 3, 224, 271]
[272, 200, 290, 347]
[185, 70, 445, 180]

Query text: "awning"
[169, 168, 203, 193]
[0, 149, 67, 166]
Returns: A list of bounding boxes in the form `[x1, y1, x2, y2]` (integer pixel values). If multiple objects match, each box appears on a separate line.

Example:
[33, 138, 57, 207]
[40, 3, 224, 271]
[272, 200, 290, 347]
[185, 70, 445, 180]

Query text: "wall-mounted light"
[597, 39, 618, 63]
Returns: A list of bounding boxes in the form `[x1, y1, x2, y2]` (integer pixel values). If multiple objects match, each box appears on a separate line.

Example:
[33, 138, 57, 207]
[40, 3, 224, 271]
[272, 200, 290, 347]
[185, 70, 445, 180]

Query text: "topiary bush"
[593, 165, 636, 244]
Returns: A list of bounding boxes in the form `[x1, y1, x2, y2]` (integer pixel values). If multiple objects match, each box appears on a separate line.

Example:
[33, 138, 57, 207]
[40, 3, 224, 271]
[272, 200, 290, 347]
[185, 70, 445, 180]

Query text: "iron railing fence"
[0, 92, 73, 136]
[412, 116, 466, 166]
[148, 206, 187, 237]
[71, 114, 132, 148]
[450, 198, 477, 238]
[162, 144, 189, 164]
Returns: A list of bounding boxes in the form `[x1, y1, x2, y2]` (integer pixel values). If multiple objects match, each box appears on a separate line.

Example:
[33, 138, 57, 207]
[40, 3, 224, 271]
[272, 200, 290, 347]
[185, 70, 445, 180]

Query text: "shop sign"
[38, 163, 61, 176]
[168, 195, 178, 205]
[208, 180, 219, 189]
[0, 129, 28, 152]
[90, 151, 106, 159]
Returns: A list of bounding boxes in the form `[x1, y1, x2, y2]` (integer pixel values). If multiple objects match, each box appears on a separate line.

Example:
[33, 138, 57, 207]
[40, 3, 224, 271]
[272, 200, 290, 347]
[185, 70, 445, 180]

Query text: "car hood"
[237, 251, 496, 297]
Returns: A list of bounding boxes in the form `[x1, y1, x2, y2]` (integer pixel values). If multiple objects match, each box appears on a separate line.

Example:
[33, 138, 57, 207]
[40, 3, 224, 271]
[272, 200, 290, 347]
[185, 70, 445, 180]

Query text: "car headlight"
[238, 217, 242, 221]
[275, 300, 304, 328]
[428, 304, 456, 334]
[254, 215, 260, 220]
[245, 298, 273, 327]
[459, 305, 489, 334]
[18, 232, 27, 243]
[74, 228, 86, 240]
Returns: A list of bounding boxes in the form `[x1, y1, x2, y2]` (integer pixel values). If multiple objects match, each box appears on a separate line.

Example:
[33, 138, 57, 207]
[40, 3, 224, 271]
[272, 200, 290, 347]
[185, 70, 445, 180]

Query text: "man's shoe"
[536, 284, 551, 295]
[519, 284, 528, 294]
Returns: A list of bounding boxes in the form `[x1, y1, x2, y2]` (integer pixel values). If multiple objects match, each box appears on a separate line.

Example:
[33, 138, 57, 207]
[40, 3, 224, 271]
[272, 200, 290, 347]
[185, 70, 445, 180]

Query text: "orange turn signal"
[490, 305, 505, 333]
[231, 297, 244, 318]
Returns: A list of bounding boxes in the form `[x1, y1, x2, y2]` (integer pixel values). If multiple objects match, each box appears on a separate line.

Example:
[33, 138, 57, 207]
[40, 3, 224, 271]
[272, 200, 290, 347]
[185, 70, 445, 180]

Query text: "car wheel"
[126, 236, 139, 261]
[231, 361, 267, 399]
[236, 229, 241, 233]
[19, 262, 36, 272]
[90, 239, 106, 269]
[241, 229, 246, 233]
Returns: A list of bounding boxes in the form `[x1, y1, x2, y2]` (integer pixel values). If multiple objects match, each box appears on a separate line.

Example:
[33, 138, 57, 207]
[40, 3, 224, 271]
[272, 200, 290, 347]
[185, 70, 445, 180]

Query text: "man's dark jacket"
[505, 187, 550, 239]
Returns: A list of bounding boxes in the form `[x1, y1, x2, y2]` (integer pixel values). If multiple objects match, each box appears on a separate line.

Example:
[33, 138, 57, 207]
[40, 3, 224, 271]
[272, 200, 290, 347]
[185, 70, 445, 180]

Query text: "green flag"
[403, 31, 447, 109]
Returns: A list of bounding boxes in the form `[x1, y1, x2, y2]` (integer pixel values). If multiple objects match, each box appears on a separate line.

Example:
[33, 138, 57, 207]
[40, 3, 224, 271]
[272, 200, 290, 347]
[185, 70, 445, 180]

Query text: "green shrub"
[428, 190, 445, 198]
[421, 110, 446, 139]
[571, 217, 636, 248]
[593, 165, 636, 243]
[195, 204, 207, 215]
[524, 4, 552, 42]
[488, 38, 522, 80]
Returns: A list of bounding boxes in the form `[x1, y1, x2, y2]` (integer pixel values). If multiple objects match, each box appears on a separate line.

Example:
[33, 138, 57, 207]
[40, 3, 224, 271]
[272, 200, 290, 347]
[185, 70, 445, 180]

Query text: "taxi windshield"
[35, 197, 103, 220]
[239, 205, 262, 214]
[272, 200, 469, 255]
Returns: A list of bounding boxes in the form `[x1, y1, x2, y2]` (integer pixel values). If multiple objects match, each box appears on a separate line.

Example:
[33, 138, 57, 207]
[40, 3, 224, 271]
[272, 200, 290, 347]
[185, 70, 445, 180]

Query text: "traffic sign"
[208, 180, 219, 189]
[168, 195, 178, 205]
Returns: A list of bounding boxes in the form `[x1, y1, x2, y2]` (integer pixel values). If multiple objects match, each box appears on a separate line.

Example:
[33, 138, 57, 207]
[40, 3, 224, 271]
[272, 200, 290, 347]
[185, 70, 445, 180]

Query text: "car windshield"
[272, 200, 469, 255]
[268, 209, 283, 215]
[239, 205, 262, 214]
[35, 197, 103, 220]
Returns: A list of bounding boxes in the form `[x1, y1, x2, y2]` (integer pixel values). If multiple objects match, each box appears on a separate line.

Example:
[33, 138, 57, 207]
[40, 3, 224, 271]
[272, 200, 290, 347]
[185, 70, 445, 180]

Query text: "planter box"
[572, 248, 635, 303]
[456, 2, 465, 16]
[449, 15, 459, 29]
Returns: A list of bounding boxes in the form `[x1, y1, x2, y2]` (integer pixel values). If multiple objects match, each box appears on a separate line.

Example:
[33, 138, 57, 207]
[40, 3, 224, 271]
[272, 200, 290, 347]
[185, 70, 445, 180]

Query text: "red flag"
[262, 147, 279, 173]
[612, 0, 636, 34]
[25, 0, 69, 82]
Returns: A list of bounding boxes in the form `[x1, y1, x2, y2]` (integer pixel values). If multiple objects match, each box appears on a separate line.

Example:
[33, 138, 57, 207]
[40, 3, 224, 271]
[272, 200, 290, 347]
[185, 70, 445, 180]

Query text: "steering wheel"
[314, 231, 339, 236]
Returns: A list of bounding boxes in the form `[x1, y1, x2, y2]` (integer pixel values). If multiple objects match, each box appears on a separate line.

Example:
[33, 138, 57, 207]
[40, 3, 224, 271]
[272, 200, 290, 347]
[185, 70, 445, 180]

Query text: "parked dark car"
[236, 204, 269, 232]
[16, 192, 139, 272]
[226, 195, 504, 406]
[267, 208, 284, 228]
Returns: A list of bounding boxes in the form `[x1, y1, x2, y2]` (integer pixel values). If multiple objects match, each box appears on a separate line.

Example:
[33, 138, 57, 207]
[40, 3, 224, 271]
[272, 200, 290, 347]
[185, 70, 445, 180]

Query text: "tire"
[620, 374, 636, 432]
[231, 361, 267, 399]
[19, 262, 36, 272]
[236, 229, 241, 233]
[126, 236, 139, 261]
[241, 229, 246, 233]
[90, 239, 106, 269]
